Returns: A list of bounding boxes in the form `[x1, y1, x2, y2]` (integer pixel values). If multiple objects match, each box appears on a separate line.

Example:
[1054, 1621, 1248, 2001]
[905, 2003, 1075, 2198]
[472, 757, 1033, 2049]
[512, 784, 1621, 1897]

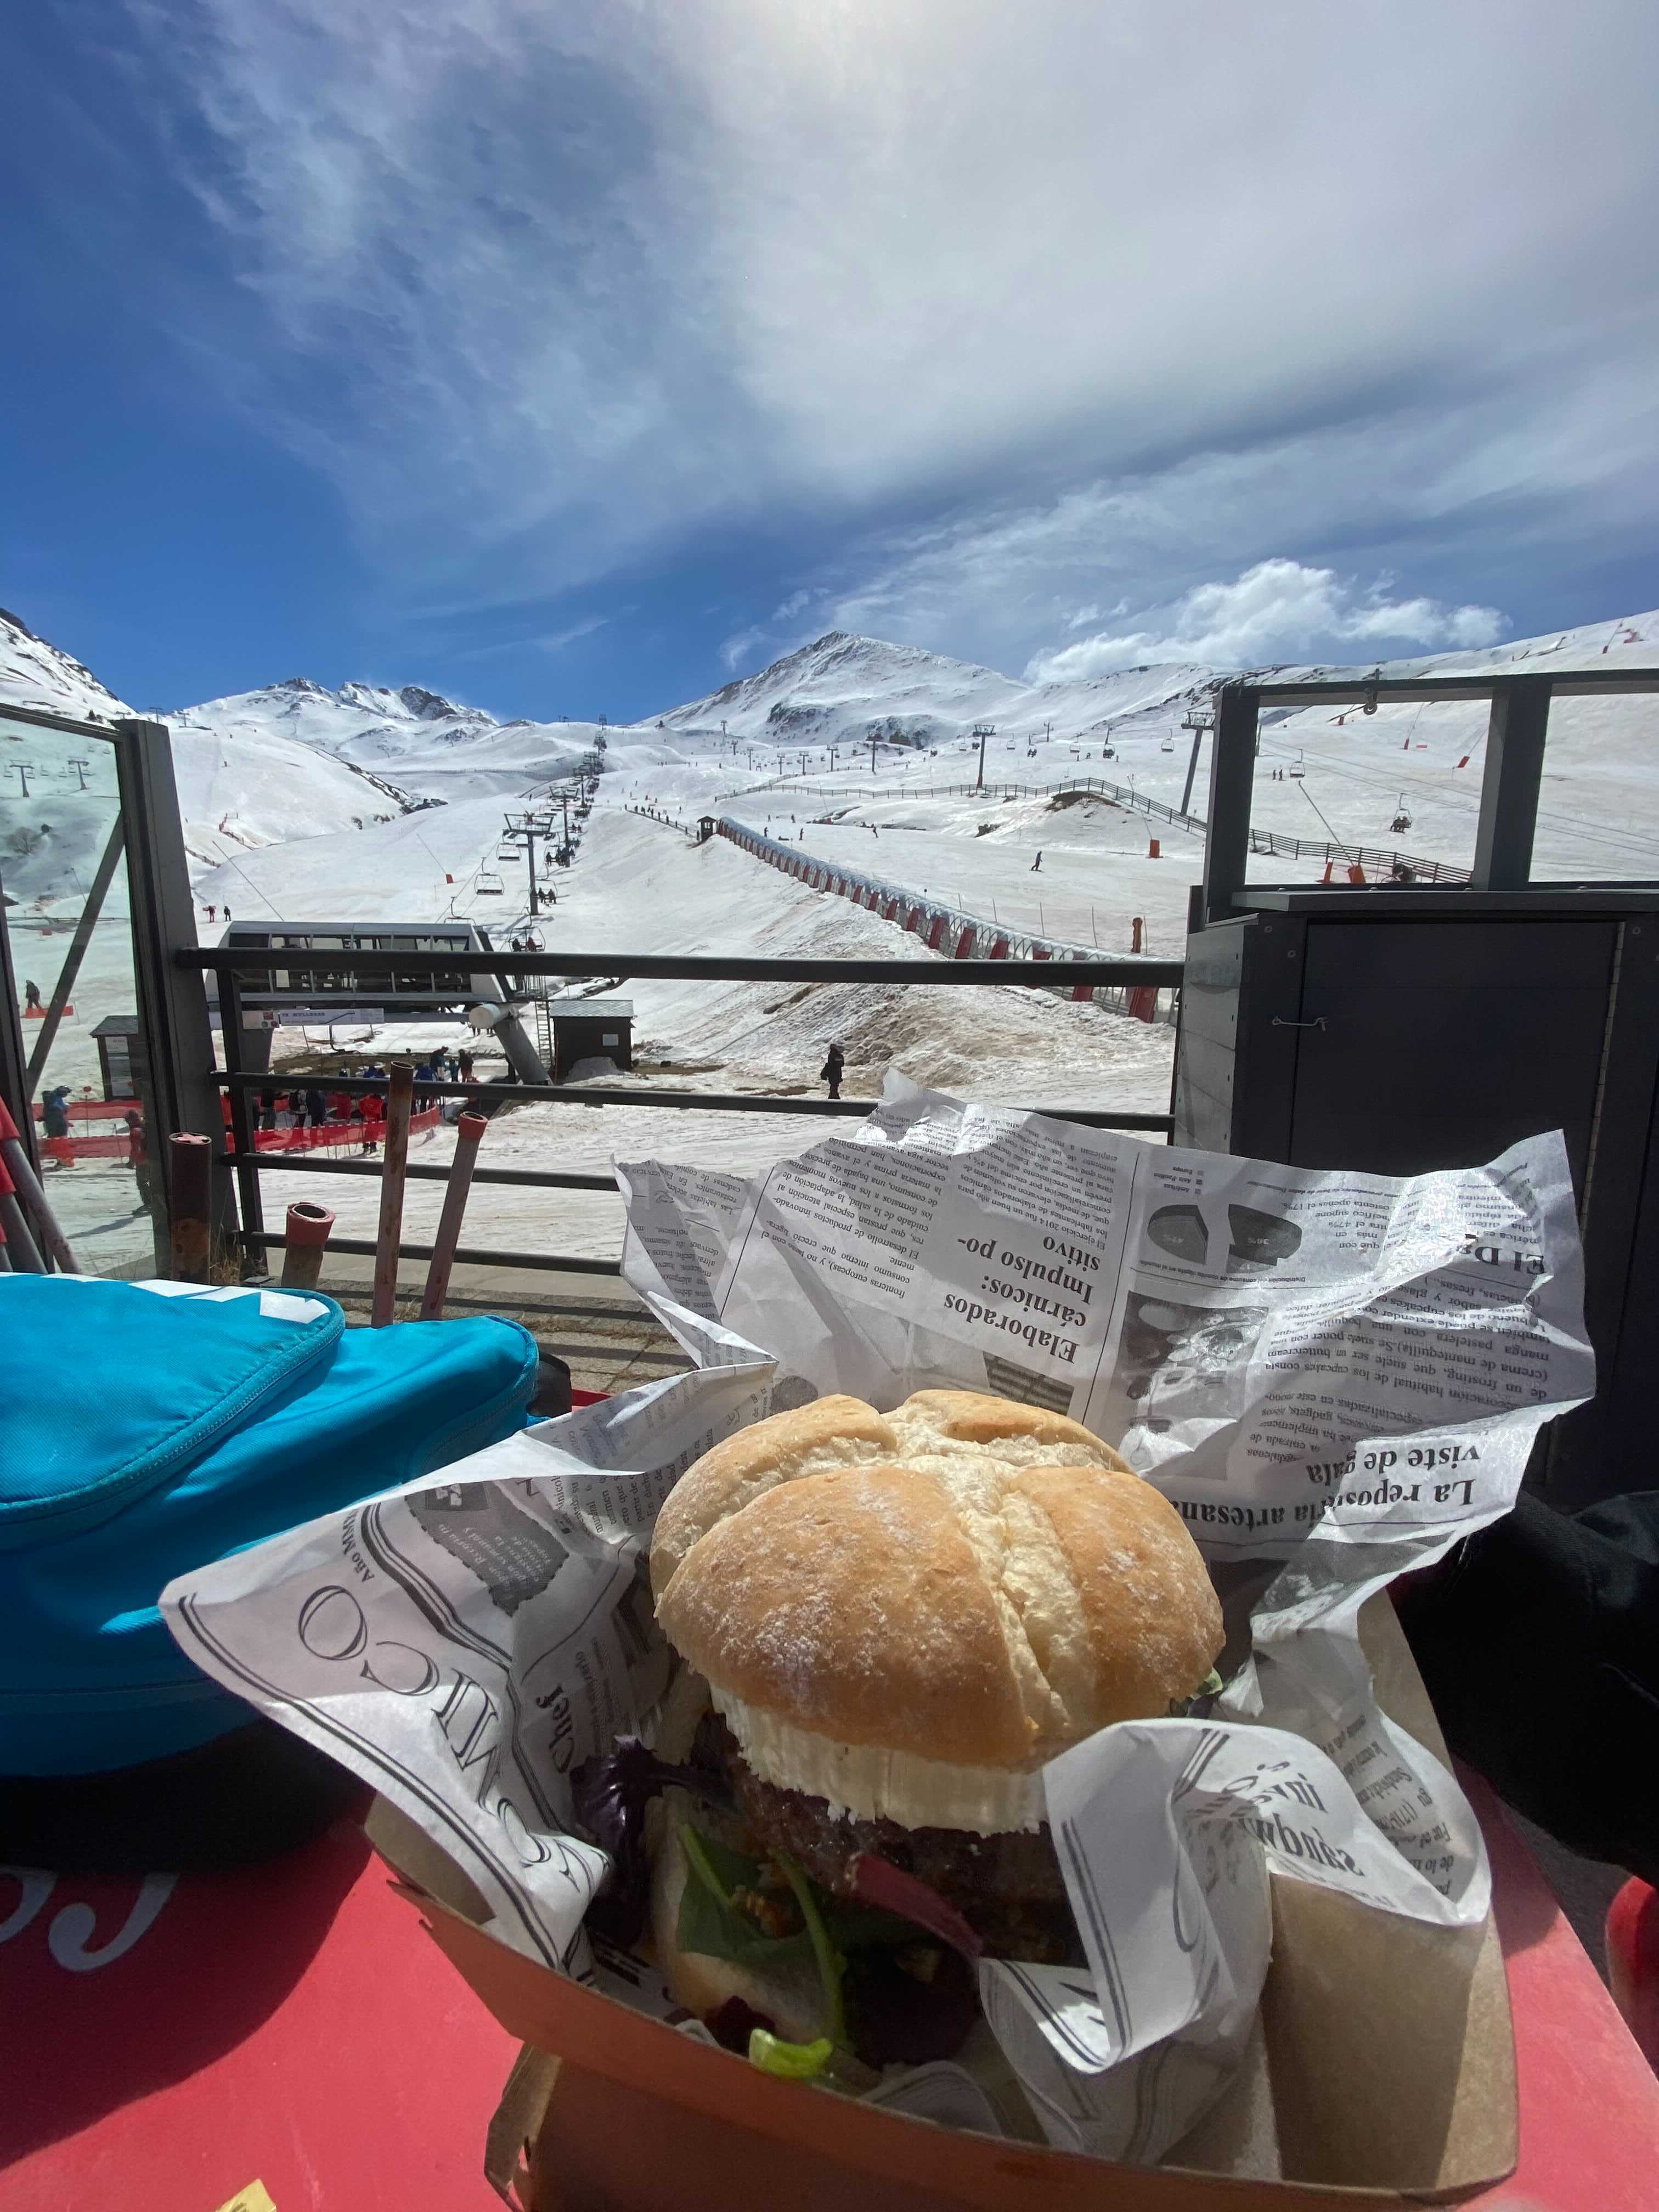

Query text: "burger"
[581, 1389, 1223, 2076]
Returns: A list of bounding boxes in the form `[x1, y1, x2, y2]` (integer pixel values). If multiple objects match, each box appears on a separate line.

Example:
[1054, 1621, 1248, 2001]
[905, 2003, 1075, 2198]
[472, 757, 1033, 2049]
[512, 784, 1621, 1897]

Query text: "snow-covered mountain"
[0, 606, 131, 723]
[657, 629, 1212, 752]
[169, 677, 601, 806]
[4, 599, 1657, 917]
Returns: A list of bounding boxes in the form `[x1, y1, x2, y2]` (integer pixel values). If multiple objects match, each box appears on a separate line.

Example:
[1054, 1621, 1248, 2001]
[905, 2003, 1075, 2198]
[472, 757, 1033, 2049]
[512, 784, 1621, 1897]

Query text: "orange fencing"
[38, 1104, 441, 1166]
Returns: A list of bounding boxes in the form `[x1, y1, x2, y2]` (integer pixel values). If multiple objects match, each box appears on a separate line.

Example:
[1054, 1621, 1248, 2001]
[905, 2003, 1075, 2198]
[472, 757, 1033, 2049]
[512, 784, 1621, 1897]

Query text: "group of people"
[249, 1047, 475, 1155]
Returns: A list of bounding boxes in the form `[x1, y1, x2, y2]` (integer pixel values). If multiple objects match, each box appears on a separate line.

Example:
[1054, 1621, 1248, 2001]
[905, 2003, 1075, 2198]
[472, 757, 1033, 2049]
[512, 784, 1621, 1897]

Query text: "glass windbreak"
[0, 713, 167, 1277]
[1244, 697, 1483, 890]
[1528, 691, 1659, 882]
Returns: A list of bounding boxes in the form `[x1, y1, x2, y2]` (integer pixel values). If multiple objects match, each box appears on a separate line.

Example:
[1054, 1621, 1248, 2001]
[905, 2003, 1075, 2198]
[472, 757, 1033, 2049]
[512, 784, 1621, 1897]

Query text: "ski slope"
[247, 805, 1177, 1266]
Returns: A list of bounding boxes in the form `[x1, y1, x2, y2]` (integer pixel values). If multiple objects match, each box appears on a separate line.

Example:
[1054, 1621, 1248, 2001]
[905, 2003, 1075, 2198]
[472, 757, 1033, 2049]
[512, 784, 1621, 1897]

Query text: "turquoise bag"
[0, 1276, 537, 1778]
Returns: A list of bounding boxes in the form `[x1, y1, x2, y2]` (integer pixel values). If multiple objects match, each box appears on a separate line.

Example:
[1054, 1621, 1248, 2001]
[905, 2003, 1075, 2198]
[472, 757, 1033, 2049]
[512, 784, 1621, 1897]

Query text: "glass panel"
[1528, 692, 1659, 882]
[0, 713, 167, 1277]
[1243, 697, 1484, 889]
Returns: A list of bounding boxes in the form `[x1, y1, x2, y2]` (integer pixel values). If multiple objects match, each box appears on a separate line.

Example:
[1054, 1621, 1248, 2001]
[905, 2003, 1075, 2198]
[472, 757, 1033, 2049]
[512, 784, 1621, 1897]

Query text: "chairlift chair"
[1289, 751, 1306, 779]
[1390, 792, 1413, 834]
[498, 840, 517, 860]
[1160, 732, 1173, 754]
[476, 869, 505, 896]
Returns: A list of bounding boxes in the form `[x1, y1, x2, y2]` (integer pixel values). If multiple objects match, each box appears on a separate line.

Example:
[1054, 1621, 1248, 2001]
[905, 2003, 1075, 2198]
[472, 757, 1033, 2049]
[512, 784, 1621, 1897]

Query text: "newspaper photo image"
[161, 1082, 1594, 2169]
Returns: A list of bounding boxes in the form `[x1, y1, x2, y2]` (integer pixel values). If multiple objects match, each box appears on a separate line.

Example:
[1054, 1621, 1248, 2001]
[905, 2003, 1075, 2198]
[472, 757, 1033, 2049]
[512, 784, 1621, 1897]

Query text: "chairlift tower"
[972, 723, 995, 790]
[499, 809, 549, 913]
[1179, 705, 1215, 817]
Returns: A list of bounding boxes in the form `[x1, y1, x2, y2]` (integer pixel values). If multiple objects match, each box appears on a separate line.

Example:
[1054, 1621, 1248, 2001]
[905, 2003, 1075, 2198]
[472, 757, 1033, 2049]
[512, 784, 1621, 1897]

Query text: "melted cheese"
[715, 1690, 1048, 1835]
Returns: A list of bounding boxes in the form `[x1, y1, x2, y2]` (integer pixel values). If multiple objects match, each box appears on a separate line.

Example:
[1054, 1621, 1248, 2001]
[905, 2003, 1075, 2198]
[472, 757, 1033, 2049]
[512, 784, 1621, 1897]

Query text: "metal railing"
[726, 776, 1468, 883]
[180, 944, 1186, 1276]
[1201, 664, 1659, 924]
[732, 773, 1207, 830]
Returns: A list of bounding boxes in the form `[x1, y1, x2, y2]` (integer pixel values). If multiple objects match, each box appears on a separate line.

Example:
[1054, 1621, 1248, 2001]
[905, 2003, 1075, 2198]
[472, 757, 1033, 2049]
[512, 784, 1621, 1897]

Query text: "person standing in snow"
[24, 979, 42, 1013]
[820, 1042, 844, 1101]
[1031, 851, 1043, 872]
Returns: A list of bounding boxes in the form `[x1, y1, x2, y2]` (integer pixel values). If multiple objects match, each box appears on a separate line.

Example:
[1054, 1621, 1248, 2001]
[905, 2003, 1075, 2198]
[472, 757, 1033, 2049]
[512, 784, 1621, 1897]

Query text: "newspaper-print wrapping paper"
[162, 1085, 1592, 2166]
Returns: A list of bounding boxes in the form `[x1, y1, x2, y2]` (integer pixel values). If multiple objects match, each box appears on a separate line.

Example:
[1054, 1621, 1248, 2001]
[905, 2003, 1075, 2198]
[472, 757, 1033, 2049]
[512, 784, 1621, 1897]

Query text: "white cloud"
[719, 624, 768, 671]
[127, 0, 1659, 628]
[454, 615, 607, 662]
[1025, 560, 1505, 682]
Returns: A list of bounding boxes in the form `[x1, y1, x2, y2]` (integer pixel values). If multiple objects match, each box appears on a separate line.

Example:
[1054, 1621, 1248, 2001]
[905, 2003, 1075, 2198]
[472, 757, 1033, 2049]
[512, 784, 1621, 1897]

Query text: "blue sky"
[4, 2, 1657, 722]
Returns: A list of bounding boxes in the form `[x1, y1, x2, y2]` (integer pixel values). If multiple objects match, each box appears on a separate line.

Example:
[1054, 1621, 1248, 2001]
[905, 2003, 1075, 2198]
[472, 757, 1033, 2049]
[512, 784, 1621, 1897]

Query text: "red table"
[0, 1804, 514, 2211]
[3, 1781, 1655, 2209]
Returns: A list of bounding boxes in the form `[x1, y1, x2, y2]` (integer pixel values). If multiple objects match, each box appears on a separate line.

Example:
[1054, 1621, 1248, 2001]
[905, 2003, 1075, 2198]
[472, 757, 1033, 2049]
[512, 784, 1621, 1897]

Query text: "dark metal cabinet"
[1173, 891, 1659, 1508]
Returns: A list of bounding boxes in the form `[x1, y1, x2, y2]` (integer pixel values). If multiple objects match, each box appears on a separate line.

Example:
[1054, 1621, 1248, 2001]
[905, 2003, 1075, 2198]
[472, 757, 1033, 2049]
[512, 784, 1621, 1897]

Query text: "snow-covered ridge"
[656, 627, 1214, 751]
[0, 606, 131, 723]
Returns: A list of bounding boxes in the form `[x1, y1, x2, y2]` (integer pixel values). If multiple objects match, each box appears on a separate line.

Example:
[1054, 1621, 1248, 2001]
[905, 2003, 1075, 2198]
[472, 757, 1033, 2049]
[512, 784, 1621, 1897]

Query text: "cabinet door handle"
[1271, 1015, 1328, 1030]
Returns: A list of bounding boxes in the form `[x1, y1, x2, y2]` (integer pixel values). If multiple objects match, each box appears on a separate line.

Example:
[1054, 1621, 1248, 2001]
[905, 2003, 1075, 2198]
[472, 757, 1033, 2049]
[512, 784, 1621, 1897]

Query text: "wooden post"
[168, 1131, 213, 1282]
[419, 1110, 489, 1322]
[371, 1065, 415, 1327]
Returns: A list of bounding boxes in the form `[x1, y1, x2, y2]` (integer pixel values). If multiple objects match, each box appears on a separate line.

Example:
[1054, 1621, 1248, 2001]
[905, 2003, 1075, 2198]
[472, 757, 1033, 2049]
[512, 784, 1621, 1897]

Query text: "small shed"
[545, 996, 633, 1083]
[91, 1013, 148, 1101]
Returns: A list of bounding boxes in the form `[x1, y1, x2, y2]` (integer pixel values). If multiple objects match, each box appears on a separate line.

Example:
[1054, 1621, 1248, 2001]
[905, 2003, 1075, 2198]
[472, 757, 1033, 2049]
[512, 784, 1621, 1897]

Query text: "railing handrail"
[176, 947, 1186, 986]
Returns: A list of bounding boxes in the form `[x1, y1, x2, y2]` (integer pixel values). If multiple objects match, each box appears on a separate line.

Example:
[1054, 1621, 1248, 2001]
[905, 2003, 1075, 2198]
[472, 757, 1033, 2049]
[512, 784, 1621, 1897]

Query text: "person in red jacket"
[360, 1091, 385, 1155]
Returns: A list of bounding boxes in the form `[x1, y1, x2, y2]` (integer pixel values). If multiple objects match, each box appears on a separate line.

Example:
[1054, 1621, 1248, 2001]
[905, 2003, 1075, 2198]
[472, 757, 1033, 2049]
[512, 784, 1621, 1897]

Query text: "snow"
[3, 598, 1657, 1283]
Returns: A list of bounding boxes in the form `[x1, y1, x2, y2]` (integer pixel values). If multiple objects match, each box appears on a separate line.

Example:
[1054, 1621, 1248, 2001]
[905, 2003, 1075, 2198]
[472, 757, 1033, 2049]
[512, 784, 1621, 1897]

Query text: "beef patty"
[691, 1712, 1081, 1964]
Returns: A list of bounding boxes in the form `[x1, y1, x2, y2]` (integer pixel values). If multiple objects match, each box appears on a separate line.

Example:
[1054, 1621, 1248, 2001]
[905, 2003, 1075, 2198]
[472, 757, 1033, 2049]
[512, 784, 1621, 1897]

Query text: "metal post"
[114, 716, 234, 1268]
[281, 1201, 335, 1293]
[0, 859, 38, 1192]
[1200, 684, 1259, 925]
[221, 966, 266, 1273]
[1471, 679, 1551, 891]
[24, 817, 125, 1097]
[371, 1064, 415, 1325]
[419, 1109, 488, 1321]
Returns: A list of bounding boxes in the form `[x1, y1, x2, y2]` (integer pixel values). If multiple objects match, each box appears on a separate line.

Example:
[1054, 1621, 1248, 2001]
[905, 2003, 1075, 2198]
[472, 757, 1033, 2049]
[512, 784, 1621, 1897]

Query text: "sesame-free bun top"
[651, 1390, 1222, 1781]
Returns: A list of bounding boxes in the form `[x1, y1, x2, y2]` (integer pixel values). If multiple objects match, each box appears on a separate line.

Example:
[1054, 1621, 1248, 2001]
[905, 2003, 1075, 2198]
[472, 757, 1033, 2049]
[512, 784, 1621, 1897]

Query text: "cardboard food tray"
[371, 1594, 1517, 2211]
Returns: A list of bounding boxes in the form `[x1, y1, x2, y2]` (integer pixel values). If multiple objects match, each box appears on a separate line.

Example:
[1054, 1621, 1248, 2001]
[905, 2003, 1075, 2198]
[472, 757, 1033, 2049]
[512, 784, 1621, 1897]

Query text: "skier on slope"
[820, 1042, 845, 1101]
[1031, 851, 1043, 872]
